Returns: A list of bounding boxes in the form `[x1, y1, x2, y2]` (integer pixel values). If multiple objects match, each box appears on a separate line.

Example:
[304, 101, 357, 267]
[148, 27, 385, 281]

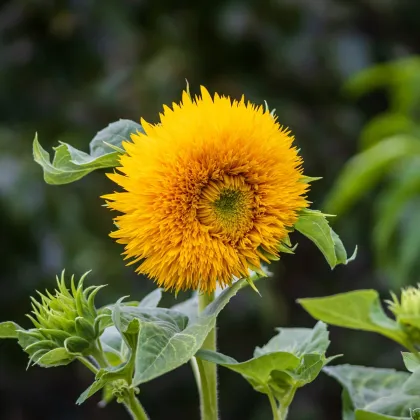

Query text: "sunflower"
[103, 87, 309, 293]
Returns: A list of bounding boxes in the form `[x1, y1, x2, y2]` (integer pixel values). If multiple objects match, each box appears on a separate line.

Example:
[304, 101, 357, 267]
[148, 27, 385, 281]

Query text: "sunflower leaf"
[402, 353, 420, 373]
[0, 321, 22, 338]
[33, 119, 143, 185]
[294, 209, 356, 268]
[298, 290, 408, 346]
[118, 279, 246, 385]
[197, 322, 335, 409]
[325, 364, 420, 420]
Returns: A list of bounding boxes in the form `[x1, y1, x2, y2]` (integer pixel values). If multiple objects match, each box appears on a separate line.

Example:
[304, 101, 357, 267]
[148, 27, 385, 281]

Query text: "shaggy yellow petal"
[104, 86, 309, 292]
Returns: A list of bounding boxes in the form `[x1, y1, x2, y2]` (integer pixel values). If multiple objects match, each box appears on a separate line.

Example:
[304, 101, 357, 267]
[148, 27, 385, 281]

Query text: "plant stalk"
[125, 389, 149, 420]
[197, 291, 218, 420]
[79, 340, 149, 420]
[267, 392, 280, 420]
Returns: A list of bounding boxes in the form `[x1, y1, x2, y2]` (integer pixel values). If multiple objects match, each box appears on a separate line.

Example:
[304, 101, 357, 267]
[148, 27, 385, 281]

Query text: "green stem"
[190, 356, 203, 395]
[125, 389, 149, 420]
[92, 340, 109, 368]
[277, 386, 297, 420]
[267, 392, 280, 420]
[278, 405, 289, 420]
[77, 356, 99, 374]
[87, 340, 149, 420]
[196, 291, 218, 420]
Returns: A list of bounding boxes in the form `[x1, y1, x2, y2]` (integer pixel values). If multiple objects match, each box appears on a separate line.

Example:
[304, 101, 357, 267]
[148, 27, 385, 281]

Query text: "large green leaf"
[197, 322, 335, 408]
[0, 321, 22, 338]
[132, 279, 245, 385]
[298, 290, 407, 346]
[33, 119, 143, 185]
[294, 209, 356, 269]
[324, 135, 420, 216]
[325, 365, 420, 420]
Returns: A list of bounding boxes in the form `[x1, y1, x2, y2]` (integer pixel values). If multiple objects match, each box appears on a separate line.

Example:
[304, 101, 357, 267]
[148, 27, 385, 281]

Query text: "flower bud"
[19, 271, 106, 367]
[387, 285, 420, 345]
[412, 409, 420, 420]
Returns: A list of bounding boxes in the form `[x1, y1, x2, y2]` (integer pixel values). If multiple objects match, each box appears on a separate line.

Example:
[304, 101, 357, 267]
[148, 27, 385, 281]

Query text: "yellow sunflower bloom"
[103, 87, 309, 293]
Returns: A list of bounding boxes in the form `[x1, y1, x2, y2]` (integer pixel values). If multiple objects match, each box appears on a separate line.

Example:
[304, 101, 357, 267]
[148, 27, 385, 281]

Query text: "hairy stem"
[81, 340, 149, 420]
[125, 389, 149, 420]
[197, 291, 218, 420]
[267, 392, 280, 420]
[277, 386, 297, 420]
[77, 356, 99, 374]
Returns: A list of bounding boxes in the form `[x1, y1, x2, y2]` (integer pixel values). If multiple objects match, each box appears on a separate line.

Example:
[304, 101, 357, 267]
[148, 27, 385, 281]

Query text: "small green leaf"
[197, 322, 335, 410]
[254, 321, 330, 357]
[77, 377, 109, 405]
[75, 317, 96, 341]
[300, 176, 323, 183]
[37, 347, 73, 367]
[76, 364, 131, 404]
[294, 209, 355, 268]
[64, 336, 90, 354]
[197, 349, 300, 387]
[138, 288, 162, 308]
[33, 120, 143, 185]
[325, 364, 420, 420]
[0, 321, 22, 338]
[89, 119, 144, 157]
[402, 353, 420, 373]
[298, 290, 407, 346]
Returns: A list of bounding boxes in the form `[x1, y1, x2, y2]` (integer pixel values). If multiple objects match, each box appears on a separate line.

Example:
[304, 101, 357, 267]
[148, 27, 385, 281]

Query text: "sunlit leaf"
[298, 290, 407, 346]
[132, 279, 245, 385]
[197, 322, 335, 409]
[294, 209, 356, 268]
[0, 321, 22, 338]
[325, 364, 420, 420]
[33, 119, 143, 185]
[402, 352, 420, 373]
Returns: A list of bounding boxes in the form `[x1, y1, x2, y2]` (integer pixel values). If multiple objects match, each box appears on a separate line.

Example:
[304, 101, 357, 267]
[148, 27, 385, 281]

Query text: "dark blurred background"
[1, 0, 420, 419]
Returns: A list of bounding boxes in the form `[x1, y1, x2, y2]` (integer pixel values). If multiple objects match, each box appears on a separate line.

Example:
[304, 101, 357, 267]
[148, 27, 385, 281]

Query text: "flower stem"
[125, 389, 149, 420]
[267, 392, 280, 420]
[197, 291, 218, 420]
[77, 356, 98, 374]
[92, 340, 109, 368]
[83, 340, 149, 420]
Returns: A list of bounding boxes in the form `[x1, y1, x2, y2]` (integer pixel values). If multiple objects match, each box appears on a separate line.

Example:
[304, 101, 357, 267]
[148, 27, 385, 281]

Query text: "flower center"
[197, 176, 255, 241]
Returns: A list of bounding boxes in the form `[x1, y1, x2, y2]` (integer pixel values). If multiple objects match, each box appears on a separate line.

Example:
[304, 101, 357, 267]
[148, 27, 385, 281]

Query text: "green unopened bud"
[64, 336, 90, 354]
[411, 408, 420, 420]
[387, 286, 420, 344]
[21, 270, 106, 366]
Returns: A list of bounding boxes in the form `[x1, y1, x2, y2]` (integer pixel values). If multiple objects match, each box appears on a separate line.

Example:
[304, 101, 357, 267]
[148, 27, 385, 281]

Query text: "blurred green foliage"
[2, 0, 420, 419]
[326, 57, 420, 286]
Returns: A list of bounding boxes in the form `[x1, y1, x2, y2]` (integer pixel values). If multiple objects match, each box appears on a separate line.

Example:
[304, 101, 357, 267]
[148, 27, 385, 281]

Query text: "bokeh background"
[1, 0, 420, 419]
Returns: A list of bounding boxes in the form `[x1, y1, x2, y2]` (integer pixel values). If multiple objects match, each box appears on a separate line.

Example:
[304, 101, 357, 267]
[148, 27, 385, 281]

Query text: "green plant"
[0, 88, 354, 419]
[299, 285, 420, 420]
[325, 56, 420, 286]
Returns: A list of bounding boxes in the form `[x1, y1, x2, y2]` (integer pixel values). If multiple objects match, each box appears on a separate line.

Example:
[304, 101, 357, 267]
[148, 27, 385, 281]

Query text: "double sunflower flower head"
[104, 87, 309, 293]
